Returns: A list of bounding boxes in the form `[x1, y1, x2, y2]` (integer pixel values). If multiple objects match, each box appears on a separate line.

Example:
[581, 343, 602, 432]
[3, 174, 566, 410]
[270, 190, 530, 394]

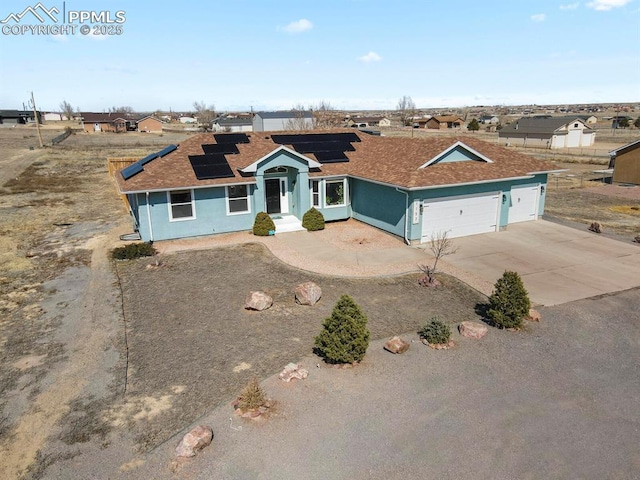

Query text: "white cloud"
[531, 13, 547, 21]
[280, 19, 313, 33]
[587, 0, 632, 10]
[357, 51, 382, 63]
[560, 2, 580, 10]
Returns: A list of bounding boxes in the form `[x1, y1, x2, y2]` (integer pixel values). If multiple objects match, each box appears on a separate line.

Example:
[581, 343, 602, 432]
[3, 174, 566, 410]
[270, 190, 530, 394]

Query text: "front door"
[265, 177, 289, 214]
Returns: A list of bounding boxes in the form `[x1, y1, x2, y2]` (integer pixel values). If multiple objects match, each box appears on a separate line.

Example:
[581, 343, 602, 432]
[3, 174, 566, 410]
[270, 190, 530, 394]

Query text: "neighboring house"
[213, 116, 253, 132]
[253, 111, 313, 132]
[137, 116, 163, 133]
[608, 138, 640, 185]
[499, 116, 596, 149]
[43, 112, 62, 122]
[179, 116, 198, 124]
[114, 130, 560, 244]
[479, 115, 500, 125]
[0, 109, 41, 125]
[412, 117, 431, 128]
[611, 116, 633, 129]
[426, 115, 464, 129]
[575, 114, 598, 125]
[80, 112, 131, 133]
[348, 116, 391, 128]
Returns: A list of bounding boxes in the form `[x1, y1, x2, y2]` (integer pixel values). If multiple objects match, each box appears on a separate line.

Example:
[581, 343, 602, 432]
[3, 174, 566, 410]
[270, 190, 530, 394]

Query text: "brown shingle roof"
[115, 131, 559, 193]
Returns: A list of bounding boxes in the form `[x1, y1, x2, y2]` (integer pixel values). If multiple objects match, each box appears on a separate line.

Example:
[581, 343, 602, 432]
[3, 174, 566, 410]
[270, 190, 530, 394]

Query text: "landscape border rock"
[279, 362, 309, 382]
[175, 425, 213, 458]
[422, 339, 455, 350]
[459, 321, 488, 339]
[295, 281, 322, 306]
[527, 309, 542, 322]
[383, 336, 410, 354]
[244, 291, 273, 311]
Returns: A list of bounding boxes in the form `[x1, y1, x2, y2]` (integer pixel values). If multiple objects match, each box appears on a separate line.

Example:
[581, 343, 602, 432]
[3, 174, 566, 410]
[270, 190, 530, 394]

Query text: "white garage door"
[421, 192, 500, 241]
[509, 185, 539, 223]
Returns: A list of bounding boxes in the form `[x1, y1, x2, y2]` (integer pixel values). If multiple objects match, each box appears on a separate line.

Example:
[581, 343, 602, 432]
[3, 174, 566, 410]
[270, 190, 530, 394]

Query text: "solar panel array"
[189, 133, 249, 180]
[270, 132, 360, 163]
[121, 144, 177, 180]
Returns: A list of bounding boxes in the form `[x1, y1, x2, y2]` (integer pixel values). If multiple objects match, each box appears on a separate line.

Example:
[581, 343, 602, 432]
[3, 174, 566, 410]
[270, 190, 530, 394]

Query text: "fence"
[50, 129, 72, 145]
[107, 157, 139, 210]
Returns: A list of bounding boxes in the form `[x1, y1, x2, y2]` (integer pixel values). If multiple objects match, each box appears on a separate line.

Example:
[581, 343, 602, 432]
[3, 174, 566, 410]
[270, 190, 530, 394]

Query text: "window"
[325, 179, 346, 207]
[574, 123, 579, 128]
[168, 190, 195, 220]
[310, 180, 320, 207]
[227, 184, 250, 214]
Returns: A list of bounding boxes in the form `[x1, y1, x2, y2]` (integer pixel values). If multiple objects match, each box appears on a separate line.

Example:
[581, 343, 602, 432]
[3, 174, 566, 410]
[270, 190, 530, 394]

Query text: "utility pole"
[30, 91, 44, 148]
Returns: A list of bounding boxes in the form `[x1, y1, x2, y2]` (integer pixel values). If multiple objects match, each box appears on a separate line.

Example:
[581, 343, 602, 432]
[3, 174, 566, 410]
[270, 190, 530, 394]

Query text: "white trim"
[264, 176, 289, 214]
[167, 189, 196, 222]
[146, 192, 154, 241]
[419, 141, 494, 168]
[240, 145, 322, 173]
[324, 178, 348, 208]
[226, 184, 251, 215]
[310, 179, 321, 208]
[119, 181, 256, 195]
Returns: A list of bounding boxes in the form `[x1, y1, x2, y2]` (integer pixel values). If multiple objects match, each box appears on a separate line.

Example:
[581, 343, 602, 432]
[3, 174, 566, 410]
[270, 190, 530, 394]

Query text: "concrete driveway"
[442, 220, 640, 306]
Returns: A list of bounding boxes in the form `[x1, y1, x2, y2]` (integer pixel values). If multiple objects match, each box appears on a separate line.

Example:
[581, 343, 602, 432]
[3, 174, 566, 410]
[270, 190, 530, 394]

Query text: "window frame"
[226, 184, 251, 215]
[167, 189, 196, 221]
[310, 179, 321, 208]
[324, 178, 348, 208]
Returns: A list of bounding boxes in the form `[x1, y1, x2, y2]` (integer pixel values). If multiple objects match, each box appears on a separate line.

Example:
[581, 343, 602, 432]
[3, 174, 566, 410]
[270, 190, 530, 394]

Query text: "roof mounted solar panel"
[188, 154, 235, 180]
[138, 152, 158, 166]
[155, 144, 178, 158]
[292, 141, 356, 154]
[271, 132, 360, 145]
[202, 143, 240, 155]
[314, 151, 349, 163]
[214, 133, 250, 144]
[121, 162, 144, 180]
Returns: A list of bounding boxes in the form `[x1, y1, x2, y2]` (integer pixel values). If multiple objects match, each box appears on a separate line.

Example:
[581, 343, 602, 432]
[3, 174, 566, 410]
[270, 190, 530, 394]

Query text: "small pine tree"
[314, 295, 370, 364]
[236, 377, 268, 411]
[252, 212, 276, 236]
[302, 207, 325, 231]
[487, 271, 530, 329]
[418, 318, 451, 344]
[467, 118, 480, 131]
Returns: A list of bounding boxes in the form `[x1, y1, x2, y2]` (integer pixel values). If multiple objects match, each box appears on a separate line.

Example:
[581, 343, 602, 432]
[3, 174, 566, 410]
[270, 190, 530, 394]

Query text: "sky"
[0, 0, 639, 113]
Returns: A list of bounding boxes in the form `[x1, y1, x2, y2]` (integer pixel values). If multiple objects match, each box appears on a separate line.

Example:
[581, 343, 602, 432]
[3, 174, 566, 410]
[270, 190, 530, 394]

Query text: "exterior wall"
[134, 186, 256, 242]
[612, 148, 640, 185]
[351, 178, 407, 238]
[43, 113, 62, 121]
[379, 118, 391, 127]
[138, 118, 162, 133]
[500, 134, 552, 149]
[426, 118, 442, 129]
[253, 116, 313, 132]
[83, 121, 118, 133]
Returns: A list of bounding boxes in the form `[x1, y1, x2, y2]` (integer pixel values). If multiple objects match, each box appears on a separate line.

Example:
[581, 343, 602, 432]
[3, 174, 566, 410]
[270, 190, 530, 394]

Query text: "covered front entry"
[421, 192, 500, 241]
[265, 177, 289, 214]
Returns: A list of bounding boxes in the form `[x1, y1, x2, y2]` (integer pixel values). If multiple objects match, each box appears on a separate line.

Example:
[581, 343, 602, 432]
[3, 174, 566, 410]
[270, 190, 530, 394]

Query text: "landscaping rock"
[244, 291, 272, 311]
[418, 276, 441, 288]
[383, 336, 410, 354]
[175, 425, 213, 458]
[527, 309, 542, 322]
[295, 281, 322, 305]
[588, 222, 602, 233]
[459, 321, 488, 339]
[279, 362, 309, 382]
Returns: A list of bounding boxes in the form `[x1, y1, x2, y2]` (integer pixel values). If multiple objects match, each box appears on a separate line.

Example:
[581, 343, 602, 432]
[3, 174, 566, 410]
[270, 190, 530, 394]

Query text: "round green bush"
[302, 207, 325, 231]
[314, 295, 370, 364]
[253, 212, 276, 236]
[418, 318, 451, 344]
[487, 270, 531, 329]
[111, 242, 157, 260]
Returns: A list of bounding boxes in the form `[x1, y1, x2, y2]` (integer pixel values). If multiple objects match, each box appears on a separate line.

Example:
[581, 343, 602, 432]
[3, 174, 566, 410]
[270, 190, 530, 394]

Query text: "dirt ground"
[116, 243, 486, 452]
[0, 125, 636, 478]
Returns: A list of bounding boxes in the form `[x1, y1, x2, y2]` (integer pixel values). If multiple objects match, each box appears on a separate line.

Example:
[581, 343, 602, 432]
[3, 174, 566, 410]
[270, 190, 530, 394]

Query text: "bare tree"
[284, 103, 312, 130]
[397, 95, 416, 127]
[108, 105, 134, 114]
[311, 100, 341, 129]
[418, 230, 458, 286]
[59, 100, 75, 121]
[193, 101, 215, 131]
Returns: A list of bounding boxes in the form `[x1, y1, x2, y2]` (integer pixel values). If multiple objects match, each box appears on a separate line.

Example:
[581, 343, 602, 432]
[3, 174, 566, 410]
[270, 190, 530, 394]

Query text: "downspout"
[395, 187, 410, 245]
[145, 192, 154, 242]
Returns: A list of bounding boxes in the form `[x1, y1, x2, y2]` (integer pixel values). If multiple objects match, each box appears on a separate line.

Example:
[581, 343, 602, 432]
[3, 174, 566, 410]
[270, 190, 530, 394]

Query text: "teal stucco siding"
[351, 178, 407, 237]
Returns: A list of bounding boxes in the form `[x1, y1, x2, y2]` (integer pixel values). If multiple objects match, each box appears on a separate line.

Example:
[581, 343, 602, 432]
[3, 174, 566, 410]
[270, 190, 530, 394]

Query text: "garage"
[509, 185, 539, 223]
[421, 192, 500, 241]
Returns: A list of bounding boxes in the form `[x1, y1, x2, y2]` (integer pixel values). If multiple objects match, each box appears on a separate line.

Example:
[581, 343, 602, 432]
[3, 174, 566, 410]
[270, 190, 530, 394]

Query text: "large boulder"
[384, 336, 410, 354]
[527, 309, 542, 322]
[244, 291, 273, 311]
[295, 281, 322, 306]
[175, 425, 213, 458]
[459, 321, 488, 339]
[279, 362, 309, 382]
